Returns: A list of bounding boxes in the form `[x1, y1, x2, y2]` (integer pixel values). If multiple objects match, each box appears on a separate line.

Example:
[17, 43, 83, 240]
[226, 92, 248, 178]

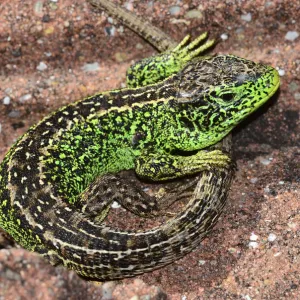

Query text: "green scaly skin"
[0, 35, 279, 280]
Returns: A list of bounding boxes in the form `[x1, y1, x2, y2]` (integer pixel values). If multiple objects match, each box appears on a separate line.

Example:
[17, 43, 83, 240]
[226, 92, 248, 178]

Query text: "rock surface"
[0, 1, 299, 299]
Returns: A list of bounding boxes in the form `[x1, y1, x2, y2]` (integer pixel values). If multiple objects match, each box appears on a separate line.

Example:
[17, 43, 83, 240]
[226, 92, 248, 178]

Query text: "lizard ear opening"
[221, 92, 235, 102]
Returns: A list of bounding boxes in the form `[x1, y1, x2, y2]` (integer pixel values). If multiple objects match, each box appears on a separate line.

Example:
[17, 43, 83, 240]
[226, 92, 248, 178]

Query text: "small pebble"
[250, 177, 258, 184]
[288, 81, 299, 92]
[250, 232, 258, 241]
[185, 9, 203, 19]
[115, 52, 128, 63]
[277, 68, 285, 76]
[285, 31, 299, 41]
[241, 13, 252, 22]
[124, 2, 134, 11]
[102, 281, 116, 300]
[259, 157, 271, 165]
[264, 186, 270, 194]
[44, 26, 54, 35]
[3, 96, 11, 105]
[136, 43, 144, 50]
[268, 233, 277, 242]
[220, 33, 228, 40]
[294, 92, 300, 100]
[265, 1, 273, 8]
[169, 6, 181, 16]
[228, 247, 237, 253]
[117, 25, 124, 33]
[19, 94, 32, 102]
[3, 269, 22, 281]
[210, 260, 217, 266]
[49, 2, 58, 10]
[36, 61, 48, 71]
[104, 26, 116, 36]
[8, 110, 21, 118]
[111, 201, 121, 209]
[42, 14, 50, 23]
[198, 260, 206, 265]
[147, 1, 154, 9]
[34, 1, 43, 15]
[287, 222, 297, 230]
[235, 27, 244, 34]
[81, 62, 100, 72]
[248, 241, 259, 249]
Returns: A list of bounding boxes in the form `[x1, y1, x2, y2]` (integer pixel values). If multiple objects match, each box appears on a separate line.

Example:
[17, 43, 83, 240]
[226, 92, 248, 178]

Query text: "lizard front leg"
[126, 33, 215, 88]
[135, 149, 232, 181]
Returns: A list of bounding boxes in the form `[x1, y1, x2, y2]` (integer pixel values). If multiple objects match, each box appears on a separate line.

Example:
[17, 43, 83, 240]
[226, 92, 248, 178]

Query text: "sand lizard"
[0, 1, 280, 280]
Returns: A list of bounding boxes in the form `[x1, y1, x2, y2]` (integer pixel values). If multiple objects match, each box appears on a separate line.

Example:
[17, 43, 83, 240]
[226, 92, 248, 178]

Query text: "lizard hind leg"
[78, 173, 161, 223]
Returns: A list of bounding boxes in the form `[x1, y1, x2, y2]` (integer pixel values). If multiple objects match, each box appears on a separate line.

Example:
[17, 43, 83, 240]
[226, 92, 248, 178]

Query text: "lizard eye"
[209, 90, 236, 105]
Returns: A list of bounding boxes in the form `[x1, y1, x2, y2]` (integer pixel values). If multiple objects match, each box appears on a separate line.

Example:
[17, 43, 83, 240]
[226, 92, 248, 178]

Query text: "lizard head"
[174, 55, 280, 145]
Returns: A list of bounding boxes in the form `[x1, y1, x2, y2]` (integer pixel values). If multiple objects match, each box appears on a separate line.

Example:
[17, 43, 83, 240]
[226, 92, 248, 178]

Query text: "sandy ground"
[0, 1, 299, 299]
